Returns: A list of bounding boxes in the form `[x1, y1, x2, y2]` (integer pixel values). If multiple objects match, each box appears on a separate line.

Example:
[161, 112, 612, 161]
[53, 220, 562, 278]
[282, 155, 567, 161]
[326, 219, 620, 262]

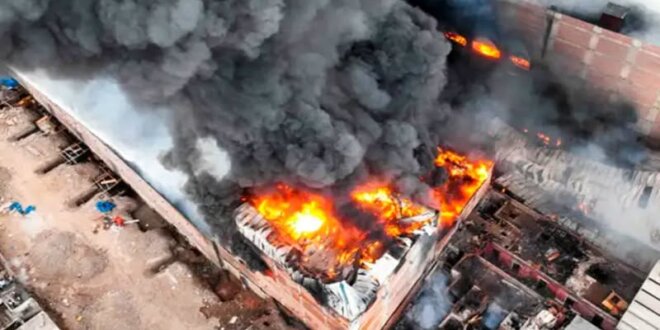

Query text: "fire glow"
[246, 148, 492, 278]
[510, 55, 531, 70]
[432, 148, 493, 226]
[444, 31, 468, 47]
[472, 39, 501, 60]
[524, 128, 562, 147]
[351, 182, 428, 237]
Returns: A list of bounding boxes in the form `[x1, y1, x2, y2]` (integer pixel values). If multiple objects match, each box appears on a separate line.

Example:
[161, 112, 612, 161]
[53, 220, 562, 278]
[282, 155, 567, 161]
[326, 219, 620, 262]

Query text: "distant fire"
[523, 128, 562, 147]
[444, 31, 468, 47]
[472, 39, 501, 60]
[510, 55, 531, 70]
[576, 198, 595, 217]
[246, 148, 492, 279]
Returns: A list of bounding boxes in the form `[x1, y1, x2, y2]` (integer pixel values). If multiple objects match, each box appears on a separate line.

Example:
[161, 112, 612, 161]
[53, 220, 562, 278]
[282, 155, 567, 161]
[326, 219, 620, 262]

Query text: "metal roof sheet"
[618, 261, 660, 330]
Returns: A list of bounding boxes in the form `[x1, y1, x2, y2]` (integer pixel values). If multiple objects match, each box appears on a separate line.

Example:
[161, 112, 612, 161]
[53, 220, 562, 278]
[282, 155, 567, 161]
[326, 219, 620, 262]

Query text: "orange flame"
[351, 182, 429, 237]
[252, 184, 341, 242]
[247, 148, 492, 277]
[577, 199, 594, 216]
[432, 148, 493, 226]
[444, 31, 468, 47]
[472, 39, 501, 60]
[510, 55, 531, 70]
[532, 131, 562, 147]
[250, 184, 364, 278]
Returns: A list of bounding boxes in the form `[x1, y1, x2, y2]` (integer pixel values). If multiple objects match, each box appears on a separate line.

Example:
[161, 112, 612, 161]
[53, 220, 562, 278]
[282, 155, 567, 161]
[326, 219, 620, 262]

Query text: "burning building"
[3, 0, 660, 329]
[11, 68, 494, 328]
[233, 149, 492, 323]
[486, 118, 660, 272]
[1, 0, 501, 325]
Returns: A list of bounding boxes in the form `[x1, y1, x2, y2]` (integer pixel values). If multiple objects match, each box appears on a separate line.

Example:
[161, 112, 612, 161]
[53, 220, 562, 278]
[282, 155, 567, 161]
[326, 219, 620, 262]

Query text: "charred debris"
[397, 189, 647, 330]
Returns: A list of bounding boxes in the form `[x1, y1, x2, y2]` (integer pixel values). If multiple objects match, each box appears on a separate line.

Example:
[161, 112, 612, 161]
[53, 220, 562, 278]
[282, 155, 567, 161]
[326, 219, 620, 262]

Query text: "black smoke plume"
[0, 1, 453, 236]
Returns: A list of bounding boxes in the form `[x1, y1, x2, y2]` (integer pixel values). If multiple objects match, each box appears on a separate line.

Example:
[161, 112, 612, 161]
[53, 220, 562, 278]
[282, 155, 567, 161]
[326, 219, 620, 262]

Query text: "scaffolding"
[60, 143, 89, 165]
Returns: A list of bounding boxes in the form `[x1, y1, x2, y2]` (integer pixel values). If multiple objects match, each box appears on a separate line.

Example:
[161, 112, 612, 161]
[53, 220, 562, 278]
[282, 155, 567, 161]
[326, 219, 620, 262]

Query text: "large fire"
[432, 148, 493, 226]
[252, 184, 337, 241]
[472, 39, 502, 60]
[246, 148, 492, 279]
[351, 182, 429, 237]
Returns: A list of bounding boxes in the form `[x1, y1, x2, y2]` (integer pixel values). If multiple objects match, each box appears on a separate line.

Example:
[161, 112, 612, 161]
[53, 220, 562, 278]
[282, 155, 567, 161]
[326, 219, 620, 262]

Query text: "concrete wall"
[496, 0, 660, 140]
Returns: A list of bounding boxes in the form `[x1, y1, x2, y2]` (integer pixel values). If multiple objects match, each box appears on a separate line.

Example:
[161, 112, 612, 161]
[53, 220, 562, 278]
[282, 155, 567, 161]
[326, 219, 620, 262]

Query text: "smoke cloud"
[0, 1, 454, 234]
[404, 271, 452, 329]
[4, 0, 656, 272]
[470, 65, 646, 167]
[530, 0, 660, 44]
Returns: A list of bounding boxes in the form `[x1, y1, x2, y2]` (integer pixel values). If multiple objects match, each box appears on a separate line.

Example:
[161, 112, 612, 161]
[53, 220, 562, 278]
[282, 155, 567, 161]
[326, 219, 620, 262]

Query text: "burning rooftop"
[235, 148, 492, 320]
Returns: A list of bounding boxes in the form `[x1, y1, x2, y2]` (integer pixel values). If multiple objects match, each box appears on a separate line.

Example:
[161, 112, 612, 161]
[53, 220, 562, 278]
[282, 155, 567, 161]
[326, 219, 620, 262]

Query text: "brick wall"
[496, 0, 660, 140]
[484, 243, 619, 330]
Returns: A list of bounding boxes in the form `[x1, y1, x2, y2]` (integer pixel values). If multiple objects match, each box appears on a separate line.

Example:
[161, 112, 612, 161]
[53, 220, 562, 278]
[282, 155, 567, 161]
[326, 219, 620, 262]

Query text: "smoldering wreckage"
[1, 0, 660, 329]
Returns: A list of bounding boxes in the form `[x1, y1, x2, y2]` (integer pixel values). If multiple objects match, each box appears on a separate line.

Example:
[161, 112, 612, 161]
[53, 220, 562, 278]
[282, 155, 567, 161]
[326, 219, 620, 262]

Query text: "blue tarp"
[8, 202, 36, 215]
[95, 200, 116, 214]
[0, 77, 18, 89]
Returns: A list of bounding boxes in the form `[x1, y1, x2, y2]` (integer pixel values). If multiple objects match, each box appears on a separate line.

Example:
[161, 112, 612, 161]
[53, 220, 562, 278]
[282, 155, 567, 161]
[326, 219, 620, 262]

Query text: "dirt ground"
[0, 105, 291, 329]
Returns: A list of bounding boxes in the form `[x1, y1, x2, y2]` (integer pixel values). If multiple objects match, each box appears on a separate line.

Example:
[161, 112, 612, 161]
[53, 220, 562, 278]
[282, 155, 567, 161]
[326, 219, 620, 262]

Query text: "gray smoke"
[0, 1, 452, 231]
[530, 0, 660, 44]
[483, 302, 507, 329]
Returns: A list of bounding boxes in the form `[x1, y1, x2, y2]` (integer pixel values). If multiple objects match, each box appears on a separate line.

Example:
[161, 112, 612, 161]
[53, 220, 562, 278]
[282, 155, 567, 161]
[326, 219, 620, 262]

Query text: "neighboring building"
[0, 254, 58, 330]
[494, 0, 660, 141]
[617, 261, 660, 330]
[400, 188, 648, 329]
[566, 316, 602, 330]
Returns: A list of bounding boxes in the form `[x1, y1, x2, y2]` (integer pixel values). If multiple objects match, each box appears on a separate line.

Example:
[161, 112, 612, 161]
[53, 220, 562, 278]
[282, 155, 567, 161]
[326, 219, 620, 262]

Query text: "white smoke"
[529, 0, 660, 44]
[406, 271, 452, 329]
[194, 138, 231, 182]
[13, 69, 211, 233]
[483, 302, 507, 329]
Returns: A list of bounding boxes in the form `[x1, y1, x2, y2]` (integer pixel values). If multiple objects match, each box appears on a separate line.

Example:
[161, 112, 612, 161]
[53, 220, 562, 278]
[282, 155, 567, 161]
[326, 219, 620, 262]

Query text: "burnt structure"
[235, 200, 439, 320]
[486, 118, 660, 272]
[398, 188, 647, 330]
[0, 253, 58, 330]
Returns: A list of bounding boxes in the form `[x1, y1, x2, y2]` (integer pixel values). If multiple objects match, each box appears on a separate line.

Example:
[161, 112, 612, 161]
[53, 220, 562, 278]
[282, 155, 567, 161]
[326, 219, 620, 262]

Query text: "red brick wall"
[495, 0, 550, 58]
[496, 0, 660, 140]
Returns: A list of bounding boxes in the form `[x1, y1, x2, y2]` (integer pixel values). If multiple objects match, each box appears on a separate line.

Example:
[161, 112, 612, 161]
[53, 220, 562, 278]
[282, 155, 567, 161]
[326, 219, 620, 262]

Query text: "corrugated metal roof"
[565, 316, 600, 330]
[618, 261, 660, 330]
